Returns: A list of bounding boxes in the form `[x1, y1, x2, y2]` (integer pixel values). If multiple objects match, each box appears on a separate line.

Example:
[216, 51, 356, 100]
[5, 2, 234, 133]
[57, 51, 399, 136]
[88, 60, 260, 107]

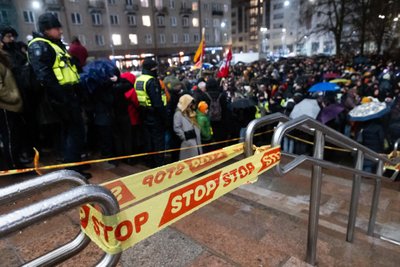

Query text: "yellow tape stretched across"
[101, 143, 244, 209]
[80, 145, 281, 254]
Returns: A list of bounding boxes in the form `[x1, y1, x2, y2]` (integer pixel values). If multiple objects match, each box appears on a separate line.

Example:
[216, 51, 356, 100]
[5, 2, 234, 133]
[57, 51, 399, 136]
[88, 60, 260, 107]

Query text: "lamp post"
[32, 0, 41, 32]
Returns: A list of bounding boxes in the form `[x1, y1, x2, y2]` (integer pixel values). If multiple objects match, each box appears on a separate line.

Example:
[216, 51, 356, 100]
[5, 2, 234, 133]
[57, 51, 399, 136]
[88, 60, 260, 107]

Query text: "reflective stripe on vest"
[134, 74, 152, 107]
[29, 37, 79, 85]
[134, 75, 167, 107]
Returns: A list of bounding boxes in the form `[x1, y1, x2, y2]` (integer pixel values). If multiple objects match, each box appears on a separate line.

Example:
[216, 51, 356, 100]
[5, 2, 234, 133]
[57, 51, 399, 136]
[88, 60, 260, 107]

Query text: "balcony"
[88, 0, 105, 12]
[179, 7, 192, 15]
[43, 0, 63, 11]
[154, 6, 168, 15]
[125, 4, 139, 12]
[211, 9, 224, 16]
[0, 0, 12, 6]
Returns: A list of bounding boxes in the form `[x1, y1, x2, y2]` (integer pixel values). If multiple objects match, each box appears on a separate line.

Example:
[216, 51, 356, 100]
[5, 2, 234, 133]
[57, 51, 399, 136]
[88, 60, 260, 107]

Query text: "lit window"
[140, 0, 149, 7]
[192, 18, 199, 27]
[112, 34, 121, 45]
[192, 2, 198, 11]
[129, 34, 138, 44]
[142, 15, 151, 26]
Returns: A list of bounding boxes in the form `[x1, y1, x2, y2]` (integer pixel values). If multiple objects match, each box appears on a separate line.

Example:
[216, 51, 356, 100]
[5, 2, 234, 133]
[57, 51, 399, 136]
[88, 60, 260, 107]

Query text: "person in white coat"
[173, 94, 202, 160]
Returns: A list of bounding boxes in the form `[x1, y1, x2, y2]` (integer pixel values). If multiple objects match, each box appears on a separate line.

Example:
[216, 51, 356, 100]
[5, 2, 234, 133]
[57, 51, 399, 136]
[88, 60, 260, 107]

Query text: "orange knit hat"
[198, 101, 208, 113]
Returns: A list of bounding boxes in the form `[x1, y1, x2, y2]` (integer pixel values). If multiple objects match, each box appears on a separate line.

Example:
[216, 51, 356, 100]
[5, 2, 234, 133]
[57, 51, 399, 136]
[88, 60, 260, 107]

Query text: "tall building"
[2, 0, 231, 66]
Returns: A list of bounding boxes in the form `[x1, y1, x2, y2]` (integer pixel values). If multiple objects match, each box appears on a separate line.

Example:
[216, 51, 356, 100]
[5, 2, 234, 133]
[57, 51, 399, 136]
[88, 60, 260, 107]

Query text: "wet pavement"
[0, 156, 400, 266]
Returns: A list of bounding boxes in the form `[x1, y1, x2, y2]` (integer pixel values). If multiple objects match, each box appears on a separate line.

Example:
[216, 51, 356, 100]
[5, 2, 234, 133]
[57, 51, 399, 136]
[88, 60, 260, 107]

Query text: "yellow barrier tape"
[101, 143, 244, 209]
[384, 150, 400, 171]
[80, 145, 281, 254]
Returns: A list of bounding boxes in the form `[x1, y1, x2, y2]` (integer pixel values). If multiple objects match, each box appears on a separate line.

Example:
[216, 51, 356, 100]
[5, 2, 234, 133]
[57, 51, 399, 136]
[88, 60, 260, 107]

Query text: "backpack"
[206, 92, 222, 121]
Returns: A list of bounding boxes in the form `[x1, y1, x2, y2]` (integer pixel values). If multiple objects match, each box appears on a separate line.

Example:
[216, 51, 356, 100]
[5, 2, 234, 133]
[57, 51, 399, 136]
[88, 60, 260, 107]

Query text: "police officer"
[27, 13, 91, 178]
[134, 58, 166, 167]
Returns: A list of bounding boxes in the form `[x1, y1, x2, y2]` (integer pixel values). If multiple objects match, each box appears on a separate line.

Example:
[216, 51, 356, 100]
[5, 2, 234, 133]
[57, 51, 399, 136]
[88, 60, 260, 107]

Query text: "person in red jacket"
[68, 36, 88, 71]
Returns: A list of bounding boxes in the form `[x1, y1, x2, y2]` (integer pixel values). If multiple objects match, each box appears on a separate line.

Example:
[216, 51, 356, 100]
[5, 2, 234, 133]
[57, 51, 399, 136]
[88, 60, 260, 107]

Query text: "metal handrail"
[244, 113, 399, 266]
[0, 169, 88, 204]
[0, 184, 121, 267]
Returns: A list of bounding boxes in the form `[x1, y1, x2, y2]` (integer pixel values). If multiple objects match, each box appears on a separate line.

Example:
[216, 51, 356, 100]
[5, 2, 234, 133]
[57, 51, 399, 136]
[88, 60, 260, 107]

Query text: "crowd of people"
[1, 12, 400, 177]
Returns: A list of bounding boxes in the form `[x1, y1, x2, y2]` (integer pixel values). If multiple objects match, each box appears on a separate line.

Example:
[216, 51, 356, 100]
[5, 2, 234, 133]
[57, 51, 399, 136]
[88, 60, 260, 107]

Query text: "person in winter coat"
[174, 94, 202, 160]
[357, 119, 385, 172]
[196, 101, 213, 153]
[27, 13, 91, 178]
[0, 49, 24, 170]
[68, 36, 88, 71]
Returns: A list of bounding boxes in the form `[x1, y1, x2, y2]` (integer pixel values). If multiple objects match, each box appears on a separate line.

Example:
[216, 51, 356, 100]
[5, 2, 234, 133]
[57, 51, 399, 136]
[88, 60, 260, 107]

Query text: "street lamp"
[32, 0, 41, 32]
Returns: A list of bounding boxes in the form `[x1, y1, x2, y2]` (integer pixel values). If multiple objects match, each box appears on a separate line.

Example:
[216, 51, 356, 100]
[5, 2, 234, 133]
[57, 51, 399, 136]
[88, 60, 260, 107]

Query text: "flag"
[217, 46, 232, 78]
[193, 28, 205, 64]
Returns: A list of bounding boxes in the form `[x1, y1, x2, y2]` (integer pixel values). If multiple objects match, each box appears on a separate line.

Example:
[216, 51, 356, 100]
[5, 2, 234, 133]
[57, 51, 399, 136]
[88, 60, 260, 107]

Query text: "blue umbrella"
[348, 101, 390, 121]
[308, 82, 340, 93]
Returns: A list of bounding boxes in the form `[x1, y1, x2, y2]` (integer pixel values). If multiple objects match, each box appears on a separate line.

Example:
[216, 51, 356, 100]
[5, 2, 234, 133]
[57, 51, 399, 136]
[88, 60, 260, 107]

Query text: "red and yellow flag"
[193, 28, 205, 64]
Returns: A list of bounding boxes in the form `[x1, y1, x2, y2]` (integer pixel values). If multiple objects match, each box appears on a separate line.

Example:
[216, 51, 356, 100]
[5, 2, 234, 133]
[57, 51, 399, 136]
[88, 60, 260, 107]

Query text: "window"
[273, 3, 283, 9]
[214, 29, 220, 43]
[157, 15, 165, 26]
[170, 16, 177, 26]
[78, 34, 86, 45]
[71, 12, 82, 24]
[182, 1, 188, 9]
[273, 13, 284, 20]
[204, 18, 209, 27]
[311, 42, 319, 53]
[140, 0, 149, 7]
[193, 33, 200, 42]
[95, 34, 105, 46]
[108, 0, 116, 4]
[142, 15, 151, 26]
[273, 23, 283, 29]
[172, 33, 178, 43]
[182, 16, 189, 27]
[129, 33, 138, 44]
[223, 4, 228, 12]
[110, 15, 119, 25]
[192, 18, 199, 27]
[213, 18, 219, 27]
[127, 14, 137, 26]
[92, 12, 102, 25]
[183, 33, 189, 43]
[144, 34, 152, 44]
[205, 33, 210, 42]
[192, 2, 198, 11]
[169, 0, 175, 9]
[159, 33, 166, 44]
[203, 3, 208, 10]
[155, 0, 164, 9]
[112, 34, 121, 45]
[23, 10, 34, 23]
[0, 10, 8, 24]
[126, 0, 134, 4]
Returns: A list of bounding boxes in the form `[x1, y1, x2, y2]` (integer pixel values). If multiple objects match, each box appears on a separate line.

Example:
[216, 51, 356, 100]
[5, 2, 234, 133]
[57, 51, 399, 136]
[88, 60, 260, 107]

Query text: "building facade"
[3, 0, 231, 65]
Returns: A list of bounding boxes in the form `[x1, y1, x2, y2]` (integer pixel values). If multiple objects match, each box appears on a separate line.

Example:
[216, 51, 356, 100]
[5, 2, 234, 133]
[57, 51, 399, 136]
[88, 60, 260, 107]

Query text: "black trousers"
[143, 122, 165, 167]
[0, 109, 21, 170]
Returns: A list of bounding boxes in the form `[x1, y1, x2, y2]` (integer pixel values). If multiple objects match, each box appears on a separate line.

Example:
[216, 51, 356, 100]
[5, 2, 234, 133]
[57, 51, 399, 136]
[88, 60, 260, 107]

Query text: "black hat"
[142, 58, 158, 71]
[38, 13, 62, 33]
[0, 25, 18, 38]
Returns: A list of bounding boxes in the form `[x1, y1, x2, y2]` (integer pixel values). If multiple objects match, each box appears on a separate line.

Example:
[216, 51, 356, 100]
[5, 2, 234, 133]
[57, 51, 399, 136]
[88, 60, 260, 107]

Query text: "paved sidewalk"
[1, 160, 399, 266]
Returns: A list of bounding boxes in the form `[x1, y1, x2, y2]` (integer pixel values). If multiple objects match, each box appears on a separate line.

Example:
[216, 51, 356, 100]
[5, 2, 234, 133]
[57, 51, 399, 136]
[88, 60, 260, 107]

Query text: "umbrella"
[290, 98, 321, 119]
[231, 98, 256, 109]
[308, 82, 340, 93]
[329, 79, 351, 84]
[317, 103, 345, 124]
[348, 101, 390, 121]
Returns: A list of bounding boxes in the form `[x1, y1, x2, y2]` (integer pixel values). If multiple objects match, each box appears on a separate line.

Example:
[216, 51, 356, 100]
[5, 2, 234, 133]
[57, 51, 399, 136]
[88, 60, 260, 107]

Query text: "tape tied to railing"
[80, 143, 280, 254]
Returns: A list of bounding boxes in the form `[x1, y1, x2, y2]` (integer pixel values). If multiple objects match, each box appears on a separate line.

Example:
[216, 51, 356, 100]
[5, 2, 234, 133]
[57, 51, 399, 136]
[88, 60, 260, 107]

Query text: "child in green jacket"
[196, 101, 213, 152]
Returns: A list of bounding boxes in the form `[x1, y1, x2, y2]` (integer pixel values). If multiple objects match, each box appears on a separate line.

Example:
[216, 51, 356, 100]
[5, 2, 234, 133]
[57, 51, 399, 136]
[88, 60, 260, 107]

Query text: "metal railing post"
[0, 184, 121, 267]
[346, 150, 364, 242]
[306, 130, 325, 266]
[367, 160, 382, 236]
